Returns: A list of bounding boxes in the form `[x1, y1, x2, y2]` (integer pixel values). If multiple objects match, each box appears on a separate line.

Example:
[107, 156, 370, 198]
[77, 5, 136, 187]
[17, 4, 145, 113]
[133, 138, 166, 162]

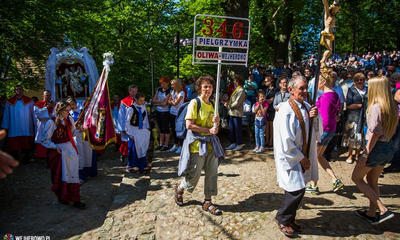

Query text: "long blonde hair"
[171, 78, 183, 94]
[367, 76, 398, 139]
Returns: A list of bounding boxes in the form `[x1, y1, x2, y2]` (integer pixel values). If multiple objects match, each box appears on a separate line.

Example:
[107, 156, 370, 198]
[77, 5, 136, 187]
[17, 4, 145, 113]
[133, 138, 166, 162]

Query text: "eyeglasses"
[355, 79, 365, 82]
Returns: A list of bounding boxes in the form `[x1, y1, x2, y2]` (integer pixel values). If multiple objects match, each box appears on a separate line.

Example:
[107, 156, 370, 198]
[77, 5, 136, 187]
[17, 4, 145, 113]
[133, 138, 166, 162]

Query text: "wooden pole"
[75, 67, 106, 127]
[307, 8, 325, 157]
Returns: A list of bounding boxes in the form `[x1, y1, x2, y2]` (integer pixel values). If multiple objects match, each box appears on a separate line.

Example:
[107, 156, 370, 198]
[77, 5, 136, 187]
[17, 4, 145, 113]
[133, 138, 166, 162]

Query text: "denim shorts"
[366, 140, 394, 168]
[318, 131, 335, 146]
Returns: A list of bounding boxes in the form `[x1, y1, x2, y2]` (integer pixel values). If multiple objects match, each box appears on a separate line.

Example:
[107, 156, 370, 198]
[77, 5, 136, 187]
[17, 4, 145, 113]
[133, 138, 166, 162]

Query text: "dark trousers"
[324, 120, 343, 158]
[391, 120, 400, 167]
[155, 111, 170, 134]
[169, 113, 183, 146]
[229, 116, 243, 145]
[276, 188, 305, 226]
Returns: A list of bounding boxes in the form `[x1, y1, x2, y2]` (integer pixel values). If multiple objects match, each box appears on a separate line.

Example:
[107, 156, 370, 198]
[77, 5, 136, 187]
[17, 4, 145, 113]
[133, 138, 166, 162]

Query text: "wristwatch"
[361, 153, 369, 158]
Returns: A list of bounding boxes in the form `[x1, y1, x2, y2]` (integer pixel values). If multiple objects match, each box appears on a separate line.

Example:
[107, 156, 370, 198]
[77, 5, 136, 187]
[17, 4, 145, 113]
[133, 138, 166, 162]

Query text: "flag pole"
[75, 67, 106, 127]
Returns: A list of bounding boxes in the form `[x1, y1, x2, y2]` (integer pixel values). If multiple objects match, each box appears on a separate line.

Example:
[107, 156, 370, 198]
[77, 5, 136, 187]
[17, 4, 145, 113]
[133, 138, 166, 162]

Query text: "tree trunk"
[221, 0, 250, 79]
[271, 1, 294, 65]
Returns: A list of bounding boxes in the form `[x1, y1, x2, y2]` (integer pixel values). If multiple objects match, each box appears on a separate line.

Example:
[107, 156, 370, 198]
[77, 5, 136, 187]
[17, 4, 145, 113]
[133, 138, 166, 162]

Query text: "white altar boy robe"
[34, 103, 55, 143]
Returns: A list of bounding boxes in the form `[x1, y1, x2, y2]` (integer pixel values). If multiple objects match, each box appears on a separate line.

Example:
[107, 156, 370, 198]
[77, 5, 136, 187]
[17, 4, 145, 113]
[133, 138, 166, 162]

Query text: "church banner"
[80, 54, 116, 150]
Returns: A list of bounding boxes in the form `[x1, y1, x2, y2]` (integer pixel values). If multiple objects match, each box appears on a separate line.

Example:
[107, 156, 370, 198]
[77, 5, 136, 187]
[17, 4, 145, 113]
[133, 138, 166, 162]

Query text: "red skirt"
[48, 149, 80, 202]
[36, 143, 47, 158]
[119, 141, 128, 156]
[7, 136, 34, 152]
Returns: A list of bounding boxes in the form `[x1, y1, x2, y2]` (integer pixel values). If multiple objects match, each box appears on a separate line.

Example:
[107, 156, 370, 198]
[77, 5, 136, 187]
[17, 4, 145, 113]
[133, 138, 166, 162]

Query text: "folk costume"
[273, 99, 320, 228]
[125, 102, 150, 172]
[34, 100, 55, 157]
[1, 95, 36, 153]
[118, 96, 135, 157]
[70, 109, 97, 181]
[41, 116, 81, 202]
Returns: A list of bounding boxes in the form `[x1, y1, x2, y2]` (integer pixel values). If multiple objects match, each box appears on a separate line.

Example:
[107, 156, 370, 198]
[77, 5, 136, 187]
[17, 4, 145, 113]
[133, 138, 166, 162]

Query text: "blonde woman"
[41, 101, 86, 209]
[168, 79, 185, 153]
[352, 76, 397, 224]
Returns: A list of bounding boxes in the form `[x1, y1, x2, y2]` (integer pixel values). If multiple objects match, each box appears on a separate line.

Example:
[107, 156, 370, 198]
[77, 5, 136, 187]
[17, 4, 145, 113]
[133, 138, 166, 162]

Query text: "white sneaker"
[226, 143, 236, 150]
[169, 145, 178, 152]
[175, 146, 182, 154]
[233, 145, 243, 151]
[253, 146, 260, 152]
[256, 147, 266, 153]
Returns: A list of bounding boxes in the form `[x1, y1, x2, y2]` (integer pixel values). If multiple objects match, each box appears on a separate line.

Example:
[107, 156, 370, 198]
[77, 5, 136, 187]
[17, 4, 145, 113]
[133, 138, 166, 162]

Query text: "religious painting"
[55, 47, 90, 99]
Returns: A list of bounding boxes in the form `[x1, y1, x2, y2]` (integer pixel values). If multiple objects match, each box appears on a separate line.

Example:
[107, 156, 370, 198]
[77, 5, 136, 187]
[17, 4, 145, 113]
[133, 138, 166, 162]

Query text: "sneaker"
[305, 185, 320, 195]
[346, 158, 353, 164]
[355, 210, 376, 223]
[372, 210, 394, 225]
[226, 143, 236, 150]
[256, 147, 266, 153]
[155, 145, 163, 151]
[169, 145, 178, 152]
[253, 146, 260, 152]
[333, 179, 344, 192]
[175, 146, 182, 154]
[233, 145, 243, 151]
[160, 145, 169, 151]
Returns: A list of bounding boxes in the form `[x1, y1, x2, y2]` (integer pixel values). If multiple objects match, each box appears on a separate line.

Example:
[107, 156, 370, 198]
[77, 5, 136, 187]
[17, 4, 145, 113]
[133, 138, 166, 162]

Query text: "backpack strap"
[195, 97, 214, 112]
[195, 98, 201, 112]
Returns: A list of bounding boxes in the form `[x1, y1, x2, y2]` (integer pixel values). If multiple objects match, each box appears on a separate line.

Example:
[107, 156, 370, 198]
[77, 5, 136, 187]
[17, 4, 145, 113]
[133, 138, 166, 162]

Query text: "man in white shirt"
[273, 76, 319, 237]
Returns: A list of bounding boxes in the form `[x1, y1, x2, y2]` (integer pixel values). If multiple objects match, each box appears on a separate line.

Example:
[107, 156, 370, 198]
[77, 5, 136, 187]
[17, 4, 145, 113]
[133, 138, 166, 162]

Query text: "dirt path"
[0, 132, 399, 240]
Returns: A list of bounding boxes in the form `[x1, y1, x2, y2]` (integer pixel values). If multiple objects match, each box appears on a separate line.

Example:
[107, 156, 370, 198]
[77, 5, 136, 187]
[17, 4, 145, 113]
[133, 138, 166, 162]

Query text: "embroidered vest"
[129, 106, 146, 127]
[51, 117, 72, 144]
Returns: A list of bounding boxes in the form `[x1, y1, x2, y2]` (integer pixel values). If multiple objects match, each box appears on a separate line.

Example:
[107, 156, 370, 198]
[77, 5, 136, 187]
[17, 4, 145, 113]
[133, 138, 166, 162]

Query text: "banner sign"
[192, 14, 251, 66]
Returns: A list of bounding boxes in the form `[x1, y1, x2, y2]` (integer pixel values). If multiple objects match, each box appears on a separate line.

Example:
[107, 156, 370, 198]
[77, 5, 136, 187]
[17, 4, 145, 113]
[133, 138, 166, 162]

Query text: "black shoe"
[372, 210, 394, 225]
[58, 198, 69, 205]
[355, 210, 376, 223]
[384, 166, 400, 173]
[119, 155, 125, 162]
[155, 145, 163, 150]
[160, 146, 169, 151]
[73, 201, 86, 209]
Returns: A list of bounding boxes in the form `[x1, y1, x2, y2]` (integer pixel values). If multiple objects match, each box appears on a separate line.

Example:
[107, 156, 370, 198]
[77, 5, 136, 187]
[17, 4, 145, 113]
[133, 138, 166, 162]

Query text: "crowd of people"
[0, 84, 152, 210]
[0, 50, 399, 236]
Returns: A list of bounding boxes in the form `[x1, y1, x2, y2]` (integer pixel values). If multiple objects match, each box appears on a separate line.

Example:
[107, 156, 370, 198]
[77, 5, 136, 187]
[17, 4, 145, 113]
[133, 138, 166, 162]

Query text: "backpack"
[175, 97, 214, 139]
